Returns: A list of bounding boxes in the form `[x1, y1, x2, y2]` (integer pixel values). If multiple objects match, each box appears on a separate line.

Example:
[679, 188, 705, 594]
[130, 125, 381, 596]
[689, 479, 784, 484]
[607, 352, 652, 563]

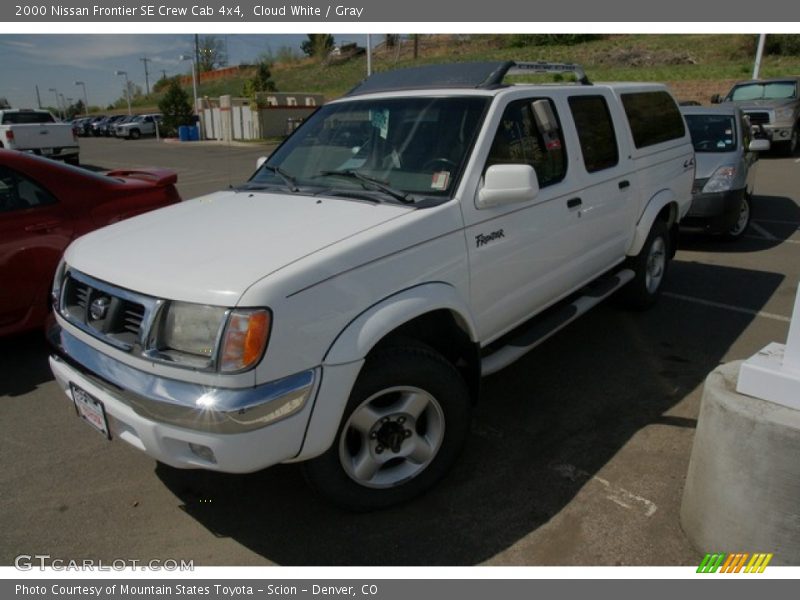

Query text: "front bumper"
[682, 187, 746, 233]
[753, 123, 794, 144]
[48, 323, 320, 472]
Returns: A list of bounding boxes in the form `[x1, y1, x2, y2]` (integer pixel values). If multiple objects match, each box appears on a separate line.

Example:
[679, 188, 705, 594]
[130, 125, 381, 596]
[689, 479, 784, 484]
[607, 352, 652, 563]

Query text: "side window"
[621, 91, 686, 149]
[568, 95, 619, 173]
[485, 98, 567, 188]
[0, 167, 57, 213]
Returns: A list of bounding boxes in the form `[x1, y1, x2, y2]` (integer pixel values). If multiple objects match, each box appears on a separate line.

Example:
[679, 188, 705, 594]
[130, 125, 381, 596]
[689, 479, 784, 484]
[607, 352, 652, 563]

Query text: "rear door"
[565, 90, 637, 280]
[0, 165, 73, 330]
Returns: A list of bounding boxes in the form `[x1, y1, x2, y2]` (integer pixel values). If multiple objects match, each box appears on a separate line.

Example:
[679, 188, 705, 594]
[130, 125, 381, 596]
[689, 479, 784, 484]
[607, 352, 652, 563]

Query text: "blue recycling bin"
[178, 126, 190, 142]
[188, 125, 199, 141]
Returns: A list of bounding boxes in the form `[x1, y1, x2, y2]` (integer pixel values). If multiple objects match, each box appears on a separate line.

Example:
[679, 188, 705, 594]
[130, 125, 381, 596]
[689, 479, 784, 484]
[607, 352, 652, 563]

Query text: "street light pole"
[115, 70, 132, 115]
[74, 81, 89, 115]
[180, 54, 201, 140]
[48, 87, 63, 119]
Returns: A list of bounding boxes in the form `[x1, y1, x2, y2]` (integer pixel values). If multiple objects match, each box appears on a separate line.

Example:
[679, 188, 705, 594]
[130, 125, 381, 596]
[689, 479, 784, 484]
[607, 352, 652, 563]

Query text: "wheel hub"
[371, 416, 412, 454]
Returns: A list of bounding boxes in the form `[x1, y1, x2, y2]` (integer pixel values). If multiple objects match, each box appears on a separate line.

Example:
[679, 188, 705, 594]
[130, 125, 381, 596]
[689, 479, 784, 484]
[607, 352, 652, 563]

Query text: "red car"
[0, 149, 181, 336]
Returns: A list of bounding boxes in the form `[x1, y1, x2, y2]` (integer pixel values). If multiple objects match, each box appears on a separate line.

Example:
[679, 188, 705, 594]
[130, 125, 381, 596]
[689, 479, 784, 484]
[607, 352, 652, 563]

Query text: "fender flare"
[324, 282, 478, 366]
[294, 283, 478, 461]
[628, 189, 678, 256]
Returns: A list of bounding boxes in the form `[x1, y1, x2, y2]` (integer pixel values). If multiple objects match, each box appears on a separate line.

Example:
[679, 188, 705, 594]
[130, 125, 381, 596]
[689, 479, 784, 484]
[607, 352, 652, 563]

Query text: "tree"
[158, 79, 193, 137]
[198, 35, 228, 72]
[301, 34, 334, 58]
[243, 61, 277, 100]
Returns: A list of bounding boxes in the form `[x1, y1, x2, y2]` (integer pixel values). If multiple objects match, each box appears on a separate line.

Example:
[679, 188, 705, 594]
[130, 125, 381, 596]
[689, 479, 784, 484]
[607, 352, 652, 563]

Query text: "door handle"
[618, 180, 630, 189]
[567, 197, 582, 209]
[24, 220, 60, 233]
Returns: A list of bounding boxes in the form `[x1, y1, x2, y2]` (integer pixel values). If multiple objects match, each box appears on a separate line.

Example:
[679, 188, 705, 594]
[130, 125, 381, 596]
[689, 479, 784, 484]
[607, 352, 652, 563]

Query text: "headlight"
[775, 107, 794, 121]
[154, 302, 271, 372]
[702, 166, 737, 193]
[160, 302, 228, 366]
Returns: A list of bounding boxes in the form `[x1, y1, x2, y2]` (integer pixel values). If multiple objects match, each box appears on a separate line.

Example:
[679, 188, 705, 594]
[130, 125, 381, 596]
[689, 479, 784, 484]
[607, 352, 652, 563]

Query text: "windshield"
[728, 81, 797, 102]
[250, 96, 489, 201]
[684, 114, 738, 153]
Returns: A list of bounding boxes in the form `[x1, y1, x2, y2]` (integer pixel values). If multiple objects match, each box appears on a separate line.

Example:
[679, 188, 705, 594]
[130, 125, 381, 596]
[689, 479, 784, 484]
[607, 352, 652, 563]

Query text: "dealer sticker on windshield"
[431, 171, 450, 190]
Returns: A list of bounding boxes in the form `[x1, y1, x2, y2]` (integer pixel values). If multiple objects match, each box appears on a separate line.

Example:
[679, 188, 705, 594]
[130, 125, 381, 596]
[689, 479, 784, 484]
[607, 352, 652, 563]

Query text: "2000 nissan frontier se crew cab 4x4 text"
[49, 62, 694, 510]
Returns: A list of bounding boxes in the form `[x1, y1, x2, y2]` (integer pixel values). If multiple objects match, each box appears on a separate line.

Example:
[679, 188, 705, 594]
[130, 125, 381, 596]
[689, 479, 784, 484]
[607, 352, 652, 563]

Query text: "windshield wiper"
[260, 165, 299, 192]
[316, 170, 414, 204]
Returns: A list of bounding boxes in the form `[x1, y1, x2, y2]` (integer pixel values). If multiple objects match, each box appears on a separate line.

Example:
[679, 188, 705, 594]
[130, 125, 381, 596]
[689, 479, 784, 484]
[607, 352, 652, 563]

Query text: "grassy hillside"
[119, 34, 800, 111]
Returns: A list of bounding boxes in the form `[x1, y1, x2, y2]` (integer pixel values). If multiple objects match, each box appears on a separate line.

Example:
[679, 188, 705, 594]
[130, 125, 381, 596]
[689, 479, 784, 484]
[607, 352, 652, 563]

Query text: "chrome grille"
[59, 270, 160, 352]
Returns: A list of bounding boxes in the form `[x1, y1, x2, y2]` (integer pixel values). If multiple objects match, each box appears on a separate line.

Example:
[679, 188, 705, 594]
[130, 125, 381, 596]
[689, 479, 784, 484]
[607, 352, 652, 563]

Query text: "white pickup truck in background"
[0, 108, 80, 165]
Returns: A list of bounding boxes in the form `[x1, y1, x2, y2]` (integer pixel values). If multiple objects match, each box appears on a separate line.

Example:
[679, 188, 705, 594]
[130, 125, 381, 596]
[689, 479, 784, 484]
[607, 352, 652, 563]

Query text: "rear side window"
[622, 91, 686, 149]
[1, 112, 56, 125]
[568, 95, 619, 173]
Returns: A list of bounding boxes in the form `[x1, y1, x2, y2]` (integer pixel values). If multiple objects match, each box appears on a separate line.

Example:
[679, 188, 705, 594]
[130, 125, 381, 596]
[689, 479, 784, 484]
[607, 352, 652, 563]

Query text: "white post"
[366, 34, 372, 77]
[753, 34, 767, 79]
[737, 282, 800, 409]
[785, 283, 800, 371]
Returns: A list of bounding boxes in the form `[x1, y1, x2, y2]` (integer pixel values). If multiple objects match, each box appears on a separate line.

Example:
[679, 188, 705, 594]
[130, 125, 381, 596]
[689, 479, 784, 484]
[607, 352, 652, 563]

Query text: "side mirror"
[748, 138, 771, 152]
[256, 156, 267, 169]
[710, 94, 721, 104]
[477, 164, 539, 209]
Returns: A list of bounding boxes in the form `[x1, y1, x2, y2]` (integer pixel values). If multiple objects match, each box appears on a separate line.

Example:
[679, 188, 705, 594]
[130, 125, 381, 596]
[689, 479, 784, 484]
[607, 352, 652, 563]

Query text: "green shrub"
[765, 35, 800, 56]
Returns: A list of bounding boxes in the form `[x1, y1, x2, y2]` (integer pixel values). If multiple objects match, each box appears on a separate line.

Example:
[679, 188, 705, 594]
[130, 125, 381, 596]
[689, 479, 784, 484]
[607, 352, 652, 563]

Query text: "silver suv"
[712, 78, 800, 156]
[115, 113, 162, 139]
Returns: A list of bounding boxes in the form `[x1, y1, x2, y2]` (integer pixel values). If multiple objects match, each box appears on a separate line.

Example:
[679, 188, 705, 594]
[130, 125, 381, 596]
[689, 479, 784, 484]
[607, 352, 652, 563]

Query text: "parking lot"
[1, 137, 799, 566]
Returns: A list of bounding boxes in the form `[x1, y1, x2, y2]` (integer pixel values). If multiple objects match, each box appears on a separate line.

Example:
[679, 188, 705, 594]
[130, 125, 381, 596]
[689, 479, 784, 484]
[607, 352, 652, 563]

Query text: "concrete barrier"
[680, 361, 800, 565]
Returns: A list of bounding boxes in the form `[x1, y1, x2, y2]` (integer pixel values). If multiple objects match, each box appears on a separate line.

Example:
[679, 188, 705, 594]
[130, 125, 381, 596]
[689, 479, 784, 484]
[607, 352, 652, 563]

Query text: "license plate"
[71, 383, 110, 439]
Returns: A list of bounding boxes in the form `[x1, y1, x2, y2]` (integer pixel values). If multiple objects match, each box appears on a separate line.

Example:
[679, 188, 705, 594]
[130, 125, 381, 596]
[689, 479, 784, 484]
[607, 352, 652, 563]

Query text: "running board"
[481, 269, 635, 376]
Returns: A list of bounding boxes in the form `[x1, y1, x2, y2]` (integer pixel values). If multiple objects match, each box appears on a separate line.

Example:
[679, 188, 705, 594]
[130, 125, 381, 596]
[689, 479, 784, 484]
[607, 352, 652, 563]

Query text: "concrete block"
[681, 361, 800, 565]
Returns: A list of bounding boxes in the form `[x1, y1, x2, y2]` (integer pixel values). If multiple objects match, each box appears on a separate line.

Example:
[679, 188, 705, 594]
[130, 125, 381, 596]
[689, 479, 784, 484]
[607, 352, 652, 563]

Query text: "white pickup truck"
[0, 108, 80, 165]
[49, 62, 694, 510]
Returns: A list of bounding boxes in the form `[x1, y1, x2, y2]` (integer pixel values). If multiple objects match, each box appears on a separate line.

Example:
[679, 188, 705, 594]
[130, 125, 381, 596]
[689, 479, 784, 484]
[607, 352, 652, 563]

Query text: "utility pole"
[161, 69, 168, 80]
[194, 34, 200, 74]
[140, 56, 152, 95]
[35, 84, 42, 108]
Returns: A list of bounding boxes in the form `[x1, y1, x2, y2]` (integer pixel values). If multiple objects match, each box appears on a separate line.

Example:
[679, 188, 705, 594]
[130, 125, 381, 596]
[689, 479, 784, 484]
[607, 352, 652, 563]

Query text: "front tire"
[303, 343, 471, 511]
[129, 129, 140, 140]
[619, 220, 670, 310]
[723, 193, 751, 240]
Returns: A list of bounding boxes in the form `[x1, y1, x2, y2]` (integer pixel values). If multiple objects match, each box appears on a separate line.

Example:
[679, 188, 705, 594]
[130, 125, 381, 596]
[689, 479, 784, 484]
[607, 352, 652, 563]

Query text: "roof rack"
[345, 60, 591, 97]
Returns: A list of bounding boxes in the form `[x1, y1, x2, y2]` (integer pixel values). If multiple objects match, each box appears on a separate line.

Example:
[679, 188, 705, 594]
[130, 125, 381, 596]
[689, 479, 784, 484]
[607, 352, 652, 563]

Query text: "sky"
[0, 34, 364, 110]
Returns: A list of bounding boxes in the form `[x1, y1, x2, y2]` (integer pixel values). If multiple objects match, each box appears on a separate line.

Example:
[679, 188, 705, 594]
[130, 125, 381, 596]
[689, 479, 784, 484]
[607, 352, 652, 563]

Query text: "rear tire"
[303, 343, 471, 511]
[619, 220, 670, 310]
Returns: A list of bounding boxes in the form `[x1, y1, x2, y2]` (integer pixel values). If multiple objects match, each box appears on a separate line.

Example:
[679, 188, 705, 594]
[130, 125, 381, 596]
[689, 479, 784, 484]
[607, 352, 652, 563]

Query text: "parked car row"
[72, 113, 162, 139]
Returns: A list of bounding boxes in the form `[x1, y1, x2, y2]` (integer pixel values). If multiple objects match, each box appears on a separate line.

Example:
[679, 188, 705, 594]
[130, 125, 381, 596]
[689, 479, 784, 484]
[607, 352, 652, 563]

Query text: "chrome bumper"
[49, 323, 315, 434]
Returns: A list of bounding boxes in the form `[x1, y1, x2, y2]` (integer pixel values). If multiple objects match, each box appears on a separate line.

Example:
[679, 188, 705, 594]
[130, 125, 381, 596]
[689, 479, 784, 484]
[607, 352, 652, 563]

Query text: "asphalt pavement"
[1, 138, 798, 566]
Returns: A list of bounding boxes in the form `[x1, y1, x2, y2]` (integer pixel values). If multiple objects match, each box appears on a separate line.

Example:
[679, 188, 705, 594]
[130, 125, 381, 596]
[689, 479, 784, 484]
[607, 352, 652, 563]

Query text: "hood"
[65, 190, 412, 306]
[693, 151, 738, 180]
